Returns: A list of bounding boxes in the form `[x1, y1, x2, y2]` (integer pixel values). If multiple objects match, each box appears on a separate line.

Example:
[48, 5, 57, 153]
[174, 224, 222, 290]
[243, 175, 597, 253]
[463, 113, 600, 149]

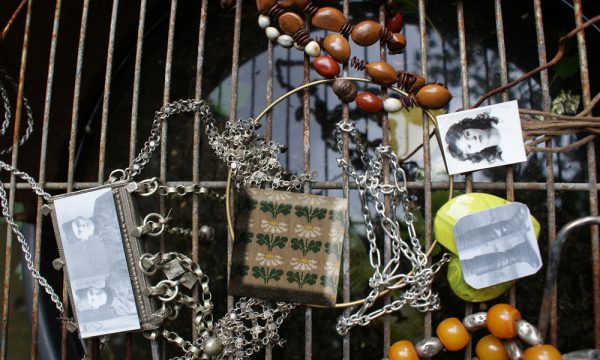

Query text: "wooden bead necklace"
[389, 303, 562, 360]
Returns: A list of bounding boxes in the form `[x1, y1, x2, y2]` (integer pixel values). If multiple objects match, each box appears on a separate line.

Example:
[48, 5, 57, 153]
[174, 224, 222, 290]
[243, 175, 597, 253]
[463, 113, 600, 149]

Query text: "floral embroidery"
[328, 226, 344, 243]
[260, 219, 288, 233]
[294, 205, 327, 223]
[298, 193, 327, 205]
[262, 189, 293, 201]
[286, 271, 318, 288]
[260, 201, 292, 218]
[256, 252, 283, 267]
[324, 260, 340, 275]
[252, 266, 284, 284]
[291, 238, 322, 256]
[294, 224, 322, 238]
[256, 233, 288, 251]
[290, 257, 317, 271]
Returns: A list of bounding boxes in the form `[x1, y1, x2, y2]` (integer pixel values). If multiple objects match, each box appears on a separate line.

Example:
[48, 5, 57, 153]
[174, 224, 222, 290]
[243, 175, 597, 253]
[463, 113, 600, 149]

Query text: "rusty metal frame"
[0, 0, 597, 359]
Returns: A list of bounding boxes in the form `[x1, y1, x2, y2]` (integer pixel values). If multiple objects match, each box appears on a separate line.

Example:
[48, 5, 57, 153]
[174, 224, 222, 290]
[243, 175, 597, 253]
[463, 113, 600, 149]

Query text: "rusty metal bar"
[1, 0, 32, 358]
[97, 0, 119, 182]
[31, 0, 62, 358]
[417, 0, 433, 341]
[129, 0, 147, 164]
[532, 0, 557, 345]
[573, 0, 600, 348]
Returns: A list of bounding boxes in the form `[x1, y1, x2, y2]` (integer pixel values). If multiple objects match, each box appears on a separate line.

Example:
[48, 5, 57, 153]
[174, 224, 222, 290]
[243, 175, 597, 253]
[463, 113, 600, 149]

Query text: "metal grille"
[0, 0, 597, 359]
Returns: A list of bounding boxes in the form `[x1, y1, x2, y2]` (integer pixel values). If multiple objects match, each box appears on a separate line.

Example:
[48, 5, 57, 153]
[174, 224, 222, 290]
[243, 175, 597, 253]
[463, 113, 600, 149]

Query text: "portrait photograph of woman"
[437, 100, 527, 175]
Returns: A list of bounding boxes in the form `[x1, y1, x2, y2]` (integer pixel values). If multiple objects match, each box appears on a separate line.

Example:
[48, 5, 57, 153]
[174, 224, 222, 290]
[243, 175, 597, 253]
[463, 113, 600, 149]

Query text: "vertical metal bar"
[192, 0, 208, 343]
[532, 0, 556, 344]
[129, 0, 147, 164]
[1, 1, 32, 358]
[227, 0, 242, 315]
[97, 0, 119, 182]
[341, 1, 351, 358]
[494, 0, 517, 306]
[31, 0, 62, 357]
[573, 0, 599, 348]
[456, 2, 473, 360]
[417, 0, 432, 341]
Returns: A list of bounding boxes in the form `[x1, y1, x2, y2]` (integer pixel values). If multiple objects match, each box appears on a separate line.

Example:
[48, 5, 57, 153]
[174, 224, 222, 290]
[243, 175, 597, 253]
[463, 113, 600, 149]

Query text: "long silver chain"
[334, 121, 450, 335]
[0, 68, 35, 155]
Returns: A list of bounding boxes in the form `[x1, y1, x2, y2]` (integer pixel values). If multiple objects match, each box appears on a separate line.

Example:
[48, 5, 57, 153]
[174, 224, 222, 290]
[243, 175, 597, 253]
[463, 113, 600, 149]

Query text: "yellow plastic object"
[447, 256, 514, 302]
[434, 193, 541, 255]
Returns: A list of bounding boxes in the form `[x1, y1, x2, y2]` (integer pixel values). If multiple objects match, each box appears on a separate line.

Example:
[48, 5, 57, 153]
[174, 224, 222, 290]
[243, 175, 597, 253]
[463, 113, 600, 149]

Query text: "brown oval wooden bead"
[312, 7, 347, 32]
[256, 0, 277, 13]
[365, 61, 397, 86]
[312, 56, 340, 78]
[386, 12, 404, 32]
[356, 91, 383, 113]
[387, 32, 406, 54]
[333, 79, 358, 102]
[323, 34, 351, 63]
[278, 0, 295, 8]
[294, 0, 309, 7]
[351, 20, 381, 46]
[278, 12, 305, 35]
[412, 75, 426, 92]
[416, 84, 452, 109]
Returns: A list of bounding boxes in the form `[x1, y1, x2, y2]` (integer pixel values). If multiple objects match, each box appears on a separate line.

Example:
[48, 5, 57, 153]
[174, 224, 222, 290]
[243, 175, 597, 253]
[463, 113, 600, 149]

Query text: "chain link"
[0, 68, 35, 155]
[334, 121, 450, 335]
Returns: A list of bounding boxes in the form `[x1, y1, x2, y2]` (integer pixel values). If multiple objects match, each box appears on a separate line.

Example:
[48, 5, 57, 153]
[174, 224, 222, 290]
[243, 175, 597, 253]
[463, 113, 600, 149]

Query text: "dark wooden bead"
[351, 20, 381, 47]
[312, 56, 340, 78]
[415, 84, 452, 109]
[387, 32, 406, 54]
[323, 34, 351, 63]
[365, 61, 397, 86]
[412, 75, 426, 92]
[312, 7, 347, 32]
[333, 79, 358, 102]
[278, 12, 305, 35]
[256, 0, 277, 13]
[294, 0, 309, 7]
[386, 12, 404, 32]
[278, 0, 295, 8]
[356, 91, 383, 113]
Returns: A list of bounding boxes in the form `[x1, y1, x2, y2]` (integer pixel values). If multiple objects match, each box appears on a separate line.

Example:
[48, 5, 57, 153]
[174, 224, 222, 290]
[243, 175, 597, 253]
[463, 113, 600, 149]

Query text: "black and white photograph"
[53, 188, 140, 338]
[437, 100, 527, 175]
[452, 203, 542, 289]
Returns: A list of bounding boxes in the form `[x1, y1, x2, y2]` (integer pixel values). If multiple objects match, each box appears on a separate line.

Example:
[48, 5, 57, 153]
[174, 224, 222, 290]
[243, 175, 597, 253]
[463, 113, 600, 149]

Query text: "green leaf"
[238, 231, 254, 243]
[238, 265, 249, 277]
[329, 209, 345, 223]
[325, 242, 342, 259]
[303, 273, 318, 286]
[275, 203, 292, 217]
[306, 240, 322, 254]
[260, 201, 276, 217]
[291, 238, 304, 251]
[256, 233, 270, 247]
[271, 236, 288, 249]
[320, 275, 336, 289]
[267, 269, 284, 282]
[252, 266, 267, 281]
[240, 197, 257, 211]
[295, 205, 310, 221]
[286, 271, 301, 285]
[311, 208, 327, 222]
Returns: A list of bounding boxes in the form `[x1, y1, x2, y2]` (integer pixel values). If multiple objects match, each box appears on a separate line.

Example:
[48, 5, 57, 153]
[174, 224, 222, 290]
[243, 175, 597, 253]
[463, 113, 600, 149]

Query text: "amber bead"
[475, 335, 509, 360]
[364, 61, 397, 86]
[523, 345, 562, 360]
[333, 79, 357, 103]
[312, 7, 347, 32]
[415, 83, 452, 109]
[355, 91, 383, 113]
[256, 0, 277, 13]
[487, 304, 522, 339]
[387, 32, 407, 54]
[312, 56, 339, 78]
[323, 34, 350, 63]
[386, 12, 404, 32]
[351, 20, 381, 46]
[389, 340, 419, 360]
[436, 317, 470, 351]
[278, 12, 305, 35]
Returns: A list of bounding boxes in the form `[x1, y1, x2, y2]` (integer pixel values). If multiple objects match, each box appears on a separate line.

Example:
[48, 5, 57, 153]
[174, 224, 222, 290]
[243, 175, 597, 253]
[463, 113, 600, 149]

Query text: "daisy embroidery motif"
[260, 219, 288, 233]
[295, 224, 322, 238]
[298, 193, 327, 206]
[256, 252, 284, 267]
[290, 257, 318, 271]
[324, 260, 340, 275]
[262, 189, 292, 201]
[328, 226, 344, 243]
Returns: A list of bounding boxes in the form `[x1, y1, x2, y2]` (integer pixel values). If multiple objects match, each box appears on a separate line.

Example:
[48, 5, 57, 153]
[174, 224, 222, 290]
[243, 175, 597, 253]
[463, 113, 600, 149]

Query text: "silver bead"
[463, 312, 487, 331]
[258, 14, 270, 29]
[304, 41, 321, 57]
[203, 337, 223, 357]
[516, 319, 544, 346]
[199, 225, 215, 241]
[265, 27, 280, 41]
[277, 34, 294, 48]
[383, 98, 402, 113]
[415, 337, 443, 358]
[504, 339, 524, 360]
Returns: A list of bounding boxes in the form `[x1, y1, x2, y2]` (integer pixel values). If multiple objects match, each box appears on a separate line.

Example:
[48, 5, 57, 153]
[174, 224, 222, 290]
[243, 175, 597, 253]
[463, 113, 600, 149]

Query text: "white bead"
[304, 41, 321, 57]
[277, 34, 294, 48]
[258, 14, 270, 29]
[383, 98, 403, 113]
[265, 27, 280, 41]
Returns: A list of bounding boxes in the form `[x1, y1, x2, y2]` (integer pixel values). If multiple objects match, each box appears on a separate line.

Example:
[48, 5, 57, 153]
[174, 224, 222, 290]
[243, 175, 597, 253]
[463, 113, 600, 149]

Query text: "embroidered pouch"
[229, 188, 347, 306]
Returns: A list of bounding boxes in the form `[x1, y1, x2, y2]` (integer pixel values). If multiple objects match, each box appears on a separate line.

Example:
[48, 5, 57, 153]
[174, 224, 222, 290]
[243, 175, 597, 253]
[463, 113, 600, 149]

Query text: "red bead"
[312, 56, 340, 78]
[355, 91, 383, 113]
[386, 12, 404, 32]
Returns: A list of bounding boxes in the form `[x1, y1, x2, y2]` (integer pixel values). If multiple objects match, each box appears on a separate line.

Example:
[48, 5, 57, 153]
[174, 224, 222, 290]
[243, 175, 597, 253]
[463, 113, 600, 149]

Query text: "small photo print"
[453, 202, 542, 289]
[437, 100, 526, 175]
[53, 187, 140, 338]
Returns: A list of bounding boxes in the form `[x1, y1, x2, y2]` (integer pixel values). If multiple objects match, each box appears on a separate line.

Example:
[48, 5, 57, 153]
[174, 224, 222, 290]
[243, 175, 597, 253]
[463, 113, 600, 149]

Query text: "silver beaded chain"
[334, 121, 450, 335]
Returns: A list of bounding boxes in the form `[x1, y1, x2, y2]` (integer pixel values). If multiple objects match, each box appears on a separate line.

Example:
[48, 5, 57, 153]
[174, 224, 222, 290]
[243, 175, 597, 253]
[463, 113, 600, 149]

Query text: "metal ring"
[144, 213, 166, 236]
